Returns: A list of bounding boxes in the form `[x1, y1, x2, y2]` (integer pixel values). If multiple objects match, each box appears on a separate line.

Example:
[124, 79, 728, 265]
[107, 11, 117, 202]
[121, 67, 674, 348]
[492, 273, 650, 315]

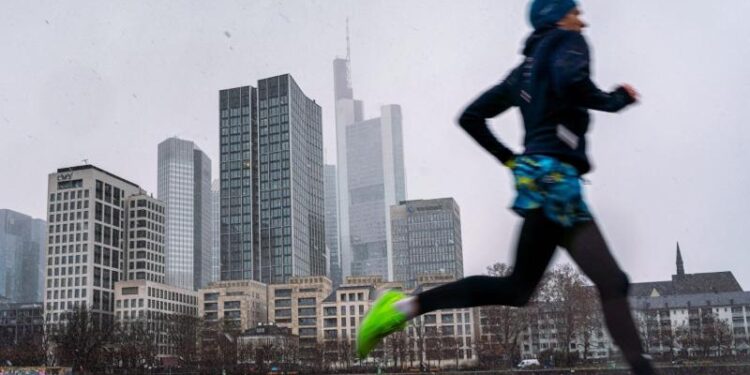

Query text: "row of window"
[130, 198, 165, 213]
[49, 210, 89, 224]
[46, 275, 87, 290]
[47, 265, 88, 279]
[50, 189, 89, 202]
[48, 232, 89, 245]
[323, 305, 366, 317]
[49, 199, 90, 213]
[147, 287, 197, 305]
[273, 307, 317, 317]
[47, 287, 87, 301]
[49, 221, 89, 234]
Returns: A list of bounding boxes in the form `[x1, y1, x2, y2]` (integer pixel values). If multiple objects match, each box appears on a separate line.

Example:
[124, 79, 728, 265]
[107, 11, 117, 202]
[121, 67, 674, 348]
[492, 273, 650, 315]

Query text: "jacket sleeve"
[553, 33, 635, 113]
[457, 68, 519, 164]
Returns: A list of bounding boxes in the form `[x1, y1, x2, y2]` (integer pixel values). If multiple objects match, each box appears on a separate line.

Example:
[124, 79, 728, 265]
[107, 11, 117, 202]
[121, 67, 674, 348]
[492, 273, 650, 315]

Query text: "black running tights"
[416, 209, 655, 375]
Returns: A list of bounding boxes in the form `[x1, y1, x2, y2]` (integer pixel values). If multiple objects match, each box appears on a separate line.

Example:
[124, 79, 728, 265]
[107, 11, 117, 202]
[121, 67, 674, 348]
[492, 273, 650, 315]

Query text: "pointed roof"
[676, 242, 685, 276]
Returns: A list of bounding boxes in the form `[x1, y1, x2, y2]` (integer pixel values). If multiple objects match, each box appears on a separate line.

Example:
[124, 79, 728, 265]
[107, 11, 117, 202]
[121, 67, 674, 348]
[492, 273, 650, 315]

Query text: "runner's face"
[557, 7, 587, 33]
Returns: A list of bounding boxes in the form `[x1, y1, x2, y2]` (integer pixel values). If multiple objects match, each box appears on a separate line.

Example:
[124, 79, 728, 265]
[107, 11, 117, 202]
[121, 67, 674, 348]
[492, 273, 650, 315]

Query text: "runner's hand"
[621, 84, 639, 101]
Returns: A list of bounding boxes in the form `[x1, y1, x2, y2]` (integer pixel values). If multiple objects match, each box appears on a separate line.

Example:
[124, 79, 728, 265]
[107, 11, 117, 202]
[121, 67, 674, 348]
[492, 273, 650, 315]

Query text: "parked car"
[517, 359, 541, 369]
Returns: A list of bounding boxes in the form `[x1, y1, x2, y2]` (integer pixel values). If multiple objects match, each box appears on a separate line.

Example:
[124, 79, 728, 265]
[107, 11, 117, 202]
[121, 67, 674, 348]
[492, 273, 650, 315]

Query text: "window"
[298, 317, 316, 326]
[275, 308, 291, 317]
[122, 287, 138, 295]
[298, 297, 316, 306]
[298, 307, 316, 316]
[95, 180, 103, 199]
[424, 314, 437, 324]
[299, 328, 316, 336]
[224, 301, 241, 309]
[224, 310, 241, 319]
[204, 303, 218, 311]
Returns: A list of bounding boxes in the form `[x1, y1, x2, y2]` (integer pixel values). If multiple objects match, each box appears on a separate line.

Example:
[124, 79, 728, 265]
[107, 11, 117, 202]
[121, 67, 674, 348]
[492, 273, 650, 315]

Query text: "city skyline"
[2, 1, 750, 289]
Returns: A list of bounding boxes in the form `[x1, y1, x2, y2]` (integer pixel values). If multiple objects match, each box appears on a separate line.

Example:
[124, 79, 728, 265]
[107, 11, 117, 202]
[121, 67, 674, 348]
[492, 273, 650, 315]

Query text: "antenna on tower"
[346, 18, 351, 61]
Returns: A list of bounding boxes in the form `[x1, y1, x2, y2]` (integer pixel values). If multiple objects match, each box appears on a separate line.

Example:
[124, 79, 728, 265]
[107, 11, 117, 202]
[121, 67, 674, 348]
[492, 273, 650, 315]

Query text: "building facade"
[124, 193, 165, 284]
[158, 137, 212, 290]
[114, 279, 199, 357]
[334, 53, 406, 281]
[44, 165, 141, 326]
[317, 274, 477, 368]
[218, 85, 258, 282]
[210, 179, 220, 284]
[0, 209, 46, 303]
[237, 323, 299, 364]
[268, 276, 333, 360]
[408, 275, 478, 367]
[324, 165, 342, 288]
[390, 198, 463, 288]
[198, 279, 268, 333]
[220, 75, 325, 284]
[0, 302, 44, 348]
[504, 247, 750, 362]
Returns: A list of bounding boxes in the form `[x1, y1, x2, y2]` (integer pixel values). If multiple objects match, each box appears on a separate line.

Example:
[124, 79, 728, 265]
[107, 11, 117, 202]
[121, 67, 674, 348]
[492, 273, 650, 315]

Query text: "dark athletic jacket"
[458, 27, 635, 175]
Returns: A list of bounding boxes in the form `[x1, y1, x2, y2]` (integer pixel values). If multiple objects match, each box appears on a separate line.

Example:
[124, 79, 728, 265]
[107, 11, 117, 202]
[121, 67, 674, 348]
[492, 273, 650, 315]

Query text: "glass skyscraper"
[157, 138, 212, 290]
[0, 209, 45, 303]
[324, 165, 342, 287]
[334, 54, 407, 281]
[220, 74, 325, 284]
[390, 198, 463, 288]
[210, 179, 220, 284]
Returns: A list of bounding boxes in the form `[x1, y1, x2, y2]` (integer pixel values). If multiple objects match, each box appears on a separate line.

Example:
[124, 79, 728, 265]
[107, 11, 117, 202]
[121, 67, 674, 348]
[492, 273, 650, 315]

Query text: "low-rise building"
[267, 276, 333, 361]
[114, 279, 198, 357]
[198, 280, 268, 333]
[0, 302, 44, 347]
[237, 323, 299, 364]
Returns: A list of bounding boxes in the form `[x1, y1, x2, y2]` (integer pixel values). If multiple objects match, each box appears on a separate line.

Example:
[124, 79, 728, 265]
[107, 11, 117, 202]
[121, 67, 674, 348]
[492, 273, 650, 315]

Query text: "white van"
[517, 359, 541, 368]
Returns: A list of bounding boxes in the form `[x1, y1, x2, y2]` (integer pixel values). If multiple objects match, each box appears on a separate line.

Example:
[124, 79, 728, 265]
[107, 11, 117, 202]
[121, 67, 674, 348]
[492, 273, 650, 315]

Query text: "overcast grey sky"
[2, 0, 749, 287]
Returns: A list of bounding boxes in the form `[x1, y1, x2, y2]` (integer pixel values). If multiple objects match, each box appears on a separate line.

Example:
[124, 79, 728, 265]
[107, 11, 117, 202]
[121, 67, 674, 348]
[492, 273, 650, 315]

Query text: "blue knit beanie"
[529, 0, 578, 29]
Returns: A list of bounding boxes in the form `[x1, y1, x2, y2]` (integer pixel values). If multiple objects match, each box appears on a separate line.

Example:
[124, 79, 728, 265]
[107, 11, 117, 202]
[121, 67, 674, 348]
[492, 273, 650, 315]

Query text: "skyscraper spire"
[346, 17, 351, 61]
[676, 242, 685, 276]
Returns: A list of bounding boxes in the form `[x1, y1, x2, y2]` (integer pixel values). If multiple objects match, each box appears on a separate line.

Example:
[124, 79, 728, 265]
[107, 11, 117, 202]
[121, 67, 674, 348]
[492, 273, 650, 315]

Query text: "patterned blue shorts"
[510, 155, 592, 227]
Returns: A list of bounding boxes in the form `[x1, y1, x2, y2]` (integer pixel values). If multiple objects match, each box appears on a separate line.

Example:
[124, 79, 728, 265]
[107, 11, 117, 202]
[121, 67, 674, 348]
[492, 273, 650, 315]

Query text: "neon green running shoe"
[356, 289, 408, 359]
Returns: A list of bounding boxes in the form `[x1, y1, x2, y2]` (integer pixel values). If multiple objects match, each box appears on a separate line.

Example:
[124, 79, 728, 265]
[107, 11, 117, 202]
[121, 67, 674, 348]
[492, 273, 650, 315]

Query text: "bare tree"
[165, 314, 202, 367]
[539, 265, 592, 366]
[337, 338, 354, 370]
[112, 319, 159, 372]
[0, 326, 47, 367]
[476, 263, 531, 368]
[424, 325, 444, 369]
[575, 289, 602, 361]
[409, 317, 427, 370]
[660, 317, 678, 360]
[442, 334, 461, 369]
[699, 312, 733, 358]
[237, 339, 254, 365]
[674, 322, 693, 358]
[51, 306, 114, 373]
[322, 339, 339, 370]
[386, 330, 408, 371]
